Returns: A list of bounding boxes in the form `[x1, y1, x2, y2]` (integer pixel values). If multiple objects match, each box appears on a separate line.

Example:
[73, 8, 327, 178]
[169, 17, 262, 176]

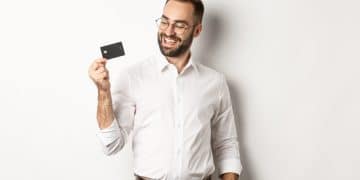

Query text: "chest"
[132, 73, 219, 127]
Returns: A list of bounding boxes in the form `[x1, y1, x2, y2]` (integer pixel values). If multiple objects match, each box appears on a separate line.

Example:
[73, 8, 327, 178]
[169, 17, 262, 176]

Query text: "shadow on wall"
[195, 9, 254, 180]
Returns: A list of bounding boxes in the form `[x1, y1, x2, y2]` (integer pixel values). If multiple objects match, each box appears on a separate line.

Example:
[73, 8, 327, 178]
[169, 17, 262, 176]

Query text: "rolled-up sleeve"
[211, 74, 242, 176]
[96, 70, 136, 156]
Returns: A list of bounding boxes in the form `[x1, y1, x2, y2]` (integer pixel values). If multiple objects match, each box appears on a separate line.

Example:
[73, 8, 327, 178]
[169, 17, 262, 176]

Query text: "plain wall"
[0, 0, 359, 179]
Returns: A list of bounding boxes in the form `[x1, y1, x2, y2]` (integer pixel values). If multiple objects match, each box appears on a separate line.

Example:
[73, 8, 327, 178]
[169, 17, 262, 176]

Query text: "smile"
[162, 36, 179, 48]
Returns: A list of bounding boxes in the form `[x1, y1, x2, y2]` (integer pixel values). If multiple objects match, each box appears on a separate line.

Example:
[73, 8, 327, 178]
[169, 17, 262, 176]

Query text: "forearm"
[221, 173, 239, 180]
[97, 90, 114, 129]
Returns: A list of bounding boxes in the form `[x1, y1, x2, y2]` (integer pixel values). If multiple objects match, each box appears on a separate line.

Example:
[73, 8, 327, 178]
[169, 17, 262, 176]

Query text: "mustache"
[160, 33, 181, 42]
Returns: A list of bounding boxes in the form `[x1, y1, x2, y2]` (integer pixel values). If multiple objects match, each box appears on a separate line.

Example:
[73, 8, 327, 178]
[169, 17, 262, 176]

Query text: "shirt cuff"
[96, 120, 121, 147]
[218, 158, 243, 177]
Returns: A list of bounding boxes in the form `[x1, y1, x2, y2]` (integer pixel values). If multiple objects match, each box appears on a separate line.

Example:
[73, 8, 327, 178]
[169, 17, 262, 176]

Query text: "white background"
[0, 0, 359, 179]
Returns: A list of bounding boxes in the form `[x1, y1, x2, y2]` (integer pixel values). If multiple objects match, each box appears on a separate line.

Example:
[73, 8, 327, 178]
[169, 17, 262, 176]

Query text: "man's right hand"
[88, 58, 111, 92]
[89, 58, 115, 129]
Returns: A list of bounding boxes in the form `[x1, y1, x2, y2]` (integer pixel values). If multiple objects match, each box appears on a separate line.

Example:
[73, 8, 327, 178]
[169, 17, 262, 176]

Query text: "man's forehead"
[162, 0, 195, 22]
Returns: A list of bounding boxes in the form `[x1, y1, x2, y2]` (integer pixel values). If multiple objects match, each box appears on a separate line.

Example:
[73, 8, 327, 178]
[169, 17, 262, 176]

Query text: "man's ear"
[193, 24, 202, 37]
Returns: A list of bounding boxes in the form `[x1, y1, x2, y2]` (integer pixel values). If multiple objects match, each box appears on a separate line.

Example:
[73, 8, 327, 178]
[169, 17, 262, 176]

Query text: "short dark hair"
[165, 0, 205, 24]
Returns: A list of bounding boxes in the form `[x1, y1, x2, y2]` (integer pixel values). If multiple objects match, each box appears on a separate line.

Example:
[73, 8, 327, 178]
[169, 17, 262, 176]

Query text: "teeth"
[164, 37, 176, 43]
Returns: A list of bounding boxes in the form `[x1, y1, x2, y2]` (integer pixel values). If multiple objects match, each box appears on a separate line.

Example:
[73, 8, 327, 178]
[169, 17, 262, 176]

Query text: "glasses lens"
[156, 18, 166, 30]
[156, 18, 189, 35]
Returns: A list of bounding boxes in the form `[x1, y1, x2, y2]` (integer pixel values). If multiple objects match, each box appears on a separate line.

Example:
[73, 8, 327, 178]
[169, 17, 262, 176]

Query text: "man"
[88, 0, 242, 179]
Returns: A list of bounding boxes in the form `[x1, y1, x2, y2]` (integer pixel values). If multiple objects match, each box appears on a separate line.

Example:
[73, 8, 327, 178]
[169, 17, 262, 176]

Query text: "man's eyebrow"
[161, 15, 189, 25]
[161, 15, 169, 19]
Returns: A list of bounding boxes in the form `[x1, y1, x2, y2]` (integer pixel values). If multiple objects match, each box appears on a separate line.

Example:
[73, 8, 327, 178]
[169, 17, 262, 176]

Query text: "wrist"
[98, 90, 112, 105]
[97, 87, 110, 93]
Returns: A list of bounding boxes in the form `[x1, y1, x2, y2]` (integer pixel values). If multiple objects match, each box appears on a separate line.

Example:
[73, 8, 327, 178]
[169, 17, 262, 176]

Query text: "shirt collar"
[155, 50, 198, 74]
[157, 53, 170, 72]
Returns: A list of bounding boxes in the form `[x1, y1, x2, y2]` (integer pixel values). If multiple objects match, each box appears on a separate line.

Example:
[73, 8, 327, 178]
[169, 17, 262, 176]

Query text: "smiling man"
[88, 0, 242, 179]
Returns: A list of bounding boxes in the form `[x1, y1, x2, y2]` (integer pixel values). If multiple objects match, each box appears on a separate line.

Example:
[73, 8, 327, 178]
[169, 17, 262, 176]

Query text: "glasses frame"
[155, 17, 195, 35]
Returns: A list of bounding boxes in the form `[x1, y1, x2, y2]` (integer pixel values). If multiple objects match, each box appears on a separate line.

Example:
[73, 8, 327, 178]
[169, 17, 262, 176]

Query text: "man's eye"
[161, 21, 168, 25]
[175, 23, 186, 29]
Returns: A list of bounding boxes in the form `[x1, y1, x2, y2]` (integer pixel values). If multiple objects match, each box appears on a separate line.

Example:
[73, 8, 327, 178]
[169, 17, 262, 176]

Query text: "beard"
[157, 30, 194, 57]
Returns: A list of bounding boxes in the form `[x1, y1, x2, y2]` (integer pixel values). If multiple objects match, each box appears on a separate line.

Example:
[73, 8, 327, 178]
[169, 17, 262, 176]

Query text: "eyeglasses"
[155, 17, 192, 35]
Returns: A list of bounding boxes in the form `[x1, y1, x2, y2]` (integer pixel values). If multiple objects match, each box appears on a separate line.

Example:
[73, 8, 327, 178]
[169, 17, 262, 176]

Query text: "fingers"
[96, 66, 106, 73]
[88, 58, 111, 91]
[88, 58, 110, 81]
[92, 70, 109, 81]
[96, 69, 109, 80]
[89, 58, 108, 73]
[90, 58, 107, 71]
[96, 58, 107, 64]
[95, 58, 107, 65]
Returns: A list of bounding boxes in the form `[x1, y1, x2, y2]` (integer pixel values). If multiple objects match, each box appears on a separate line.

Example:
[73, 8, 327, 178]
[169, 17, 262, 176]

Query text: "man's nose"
[164, 24, 176, 36]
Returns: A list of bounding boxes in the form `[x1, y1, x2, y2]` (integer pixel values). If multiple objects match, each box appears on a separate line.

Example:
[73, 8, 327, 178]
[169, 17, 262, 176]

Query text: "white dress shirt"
[97, 51, 242, 179]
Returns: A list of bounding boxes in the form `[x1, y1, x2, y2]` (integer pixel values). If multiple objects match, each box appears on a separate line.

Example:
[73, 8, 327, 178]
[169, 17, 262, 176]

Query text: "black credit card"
[100, 41, 125, 60]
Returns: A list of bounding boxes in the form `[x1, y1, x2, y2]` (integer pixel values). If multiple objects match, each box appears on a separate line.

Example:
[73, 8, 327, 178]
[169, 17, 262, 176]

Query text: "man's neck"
[165, 51, 191, 74]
